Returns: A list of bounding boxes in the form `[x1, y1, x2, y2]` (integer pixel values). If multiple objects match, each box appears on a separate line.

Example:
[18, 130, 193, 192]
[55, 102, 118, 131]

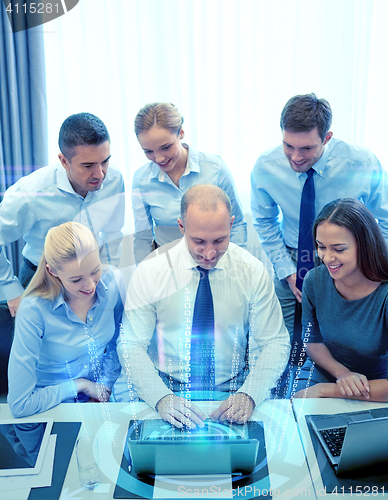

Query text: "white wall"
[43, 0, 388, 229]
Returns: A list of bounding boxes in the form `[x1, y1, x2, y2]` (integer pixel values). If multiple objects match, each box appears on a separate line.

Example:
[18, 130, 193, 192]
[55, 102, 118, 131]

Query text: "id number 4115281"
[331, 486, 386, 496]
[5, 3, 61, 14]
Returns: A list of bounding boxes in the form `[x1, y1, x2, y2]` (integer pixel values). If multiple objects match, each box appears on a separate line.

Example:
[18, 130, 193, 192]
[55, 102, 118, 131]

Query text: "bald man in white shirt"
[119, 185, 290, 428]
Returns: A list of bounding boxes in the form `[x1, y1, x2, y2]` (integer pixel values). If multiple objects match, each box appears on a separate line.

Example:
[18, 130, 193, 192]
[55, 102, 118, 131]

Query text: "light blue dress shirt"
[132, 145, 247, 263]
[0, 163, 125, 301]
[7, 270, 124, 418]
[251, 138, 388, 280]
[118, 239, 290, 410]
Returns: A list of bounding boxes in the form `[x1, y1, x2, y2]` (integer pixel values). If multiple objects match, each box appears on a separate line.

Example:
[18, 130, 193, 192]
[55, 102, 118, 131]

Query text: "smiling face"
[177, 203, 234, 269]
[59, 141, 111, 198]
[137, 126, 187, 175]
[48, 250, 102, 305]
[282, 127, 332, 173]
[316, 221, 364, 286]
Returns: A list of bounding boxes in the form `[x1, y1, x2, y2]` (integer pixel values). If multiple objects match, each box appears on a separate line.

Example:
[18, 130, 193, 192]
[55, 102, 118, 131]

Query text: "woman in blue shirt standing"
[8, 222, 123, 417]
[132, 102, 247, 263]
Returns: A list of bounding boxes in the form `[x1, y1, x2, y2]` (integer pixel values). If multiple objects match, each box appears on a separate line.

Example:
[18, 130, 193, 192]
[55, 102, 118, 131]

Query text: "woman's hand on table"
[75, 379, 112, 401]
[336, 372, 370, 399]
[293, 378, 371, 400]
[293, 384, 326, 399]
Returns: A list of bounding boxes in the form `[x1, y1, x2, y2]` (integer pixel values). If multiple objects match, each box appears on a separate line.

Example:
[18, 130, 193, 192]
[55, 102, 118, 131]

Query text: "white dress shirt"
[118, 238, 290, 409]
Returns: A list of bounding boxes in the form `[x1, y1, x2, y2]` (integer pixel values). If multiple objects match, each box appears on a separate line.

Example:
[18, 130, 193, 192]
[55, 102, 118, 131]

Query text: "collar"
[185, 145, 201, 173]
[146, 144, 199, 182]
[296, 141, 331, 179]
[158, 160, 192, 182]
[52, 278, 108, 312]
[56, 163, 105, 200]
[56, 164, 78, 195]
[180, 237, 228, 272]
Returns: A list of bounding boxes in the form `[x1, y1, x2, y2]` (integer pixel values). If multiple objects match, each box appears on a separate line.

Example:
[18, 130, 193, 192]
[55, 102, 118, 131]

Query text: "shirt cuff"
[237, 386, 270, 408]
[273, 259, 296, 281]
[60, 380, 79, 401]
[149, 388, 174, 411]
[0, 278, 25, 302]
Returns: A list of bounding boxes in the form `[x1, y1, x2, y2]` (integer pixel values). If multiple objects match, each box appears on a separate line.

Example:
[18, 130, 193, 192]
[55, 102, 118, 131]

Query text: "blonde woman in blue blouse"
[8, 222, 123, 417]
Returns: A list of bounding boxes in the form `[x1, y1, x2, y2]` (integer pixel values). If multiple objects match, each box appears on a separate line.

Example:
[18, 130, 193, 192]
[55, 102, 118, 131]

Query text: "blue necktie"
[296, 169, 315, 291]
[190, 267, 215, 393]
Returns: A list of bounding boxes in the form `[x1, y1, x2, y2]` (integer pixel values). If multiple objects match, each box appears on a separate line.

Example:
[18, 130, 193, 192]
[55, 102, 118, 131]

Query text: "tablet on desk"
[0, 418, 53, 476]
[126, 419, 261, 475]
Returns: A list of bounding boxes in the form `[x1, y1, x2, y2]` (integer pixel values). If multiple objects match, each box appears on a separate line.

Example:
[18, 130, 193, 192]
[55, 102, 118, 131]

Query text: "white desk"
[292, 398, 388, 498]
[0, 399, 315, 500]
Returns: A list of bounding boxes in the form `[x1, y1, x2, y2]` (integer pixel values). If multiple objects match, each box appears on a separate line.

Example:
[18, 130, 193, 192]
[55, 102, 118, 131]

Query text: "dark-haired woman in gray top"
[294, 198, 388, 402]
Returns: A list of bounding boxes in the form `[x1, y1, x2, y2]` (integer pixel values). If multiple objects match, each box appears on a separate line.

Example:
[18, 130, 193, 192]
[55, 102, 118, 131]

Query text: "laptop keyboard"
[139, 419, 251, 442]
[145, 435, 242, 440]
[319, 427, 346, 457]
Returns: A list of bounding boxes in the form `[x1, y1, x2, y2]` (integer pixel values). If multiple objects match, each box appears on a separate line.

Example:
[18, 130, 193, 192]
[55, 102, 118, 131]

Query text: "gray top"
[302, 265, 388, 379]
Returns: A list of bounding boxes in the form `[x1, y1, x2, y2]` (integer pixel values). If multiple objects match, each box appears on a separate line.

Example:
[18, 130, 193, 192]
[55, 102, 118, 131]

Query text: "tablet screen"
[0, 419, 53, 476]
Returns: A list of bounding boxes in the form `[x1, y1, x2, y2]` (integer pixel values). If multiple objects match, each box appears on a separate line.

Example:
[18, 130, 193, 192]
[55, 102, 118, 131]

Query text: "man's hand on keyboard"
[210, 393, 255, 424]
[156, 394, 206, 429]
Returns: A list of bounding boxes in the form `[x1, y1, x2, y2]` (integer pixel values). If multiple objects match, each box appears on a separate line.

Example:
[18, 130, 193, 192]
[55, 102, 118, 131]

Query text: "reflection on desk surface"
[0, 401, 317, 499]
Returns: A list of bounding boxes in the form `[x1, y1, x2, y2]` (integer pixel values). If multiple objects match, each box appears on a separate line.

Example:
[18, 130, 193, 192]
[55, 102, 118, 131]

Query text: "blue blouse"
[7, 270, 124, 417]
[132, 145, 247, 263]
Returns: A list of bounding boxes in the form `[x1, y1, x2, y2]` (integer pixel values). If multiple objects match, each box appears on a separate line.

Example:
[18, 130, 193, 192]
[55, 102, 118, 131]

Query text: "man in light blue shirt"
[0, 113, 125, 316]
[251, 94, 388, 336]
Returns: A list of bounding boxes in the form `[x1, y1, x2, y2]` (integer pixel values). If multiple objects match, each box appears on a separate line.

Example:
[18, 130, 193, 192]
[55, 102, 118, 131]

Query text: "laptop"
[126, 418, 261, 475]
[307, 407, 388, 476]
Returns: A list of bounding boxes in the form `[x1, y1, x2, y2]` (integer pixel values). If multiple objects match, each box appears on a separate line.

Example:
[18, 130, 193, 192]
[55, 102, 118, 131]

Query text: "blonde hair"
[134, 102, 183, 136]
[23, 222, 99, 301]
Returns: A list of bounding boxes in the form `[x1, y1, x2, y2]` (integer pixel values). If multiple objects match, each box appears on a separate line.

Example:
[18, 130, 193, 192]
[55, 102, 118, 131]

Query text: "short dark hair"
[180, 185, 232, 223]
[313, 198, 388, 282]
[58, 113, 110, 160]
[280, 93, 332, 141]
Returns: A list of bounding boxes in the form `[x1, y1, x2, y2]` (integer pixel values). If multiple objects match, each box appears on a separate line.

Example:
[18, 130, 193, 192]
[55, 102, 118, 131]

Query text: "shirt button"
[88, 317, 93, 322]
[84, 365, 88, 369]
